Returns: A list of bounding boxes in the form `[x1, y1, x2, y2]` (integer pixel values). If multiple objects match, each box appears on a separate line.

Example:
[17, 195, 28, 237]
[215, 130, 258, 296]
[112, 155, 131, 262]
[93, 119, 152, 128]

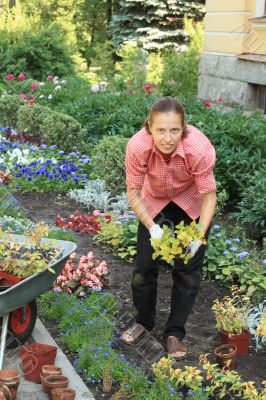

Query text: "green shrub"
[40, 111, 87, 152]
[18, 104, 53, 134]
[233, 165, 266, 237]
[0, 94, 24, 128]
[0, 14, 75, 80]
[90, 135, 128, 195]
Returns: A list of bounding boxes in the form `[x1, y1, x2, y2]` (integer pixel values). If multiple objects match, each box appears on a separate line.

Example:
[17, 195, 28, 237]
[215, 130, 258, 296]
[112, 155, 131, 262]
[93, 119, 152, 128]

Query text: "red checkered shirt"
[125, 125, 216, 220]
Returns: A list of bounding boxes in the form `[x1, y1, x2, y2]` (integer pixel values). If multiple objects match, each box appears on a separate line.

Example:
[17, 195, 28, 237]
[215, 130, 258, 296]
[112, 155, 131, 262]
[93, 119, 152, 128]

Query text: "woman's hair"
[144, 96, 188, 136]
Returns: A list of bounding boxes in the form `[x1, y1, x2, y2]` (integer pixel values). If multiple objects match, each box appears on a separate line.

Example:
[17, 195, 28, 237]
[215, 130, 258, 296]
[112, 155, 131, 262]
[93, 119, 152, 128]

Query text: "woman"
[121, 97, 216, 360]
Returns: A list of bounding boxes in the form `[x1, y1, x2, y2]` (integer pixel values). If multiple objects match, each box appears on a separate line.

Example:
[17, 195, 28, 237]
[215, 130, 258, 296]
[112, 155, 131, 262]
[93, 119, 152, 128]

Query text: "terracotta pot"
[20, 343, 57, 383]
[214, 344, 237, 369]
[0, 383, 12, 400]
[219, 329, 251, 355]
[52, 388, 76, 400]
[41, 365, 62, 379]
[43, 375, 69, 400]
[0, 370, 20, 400]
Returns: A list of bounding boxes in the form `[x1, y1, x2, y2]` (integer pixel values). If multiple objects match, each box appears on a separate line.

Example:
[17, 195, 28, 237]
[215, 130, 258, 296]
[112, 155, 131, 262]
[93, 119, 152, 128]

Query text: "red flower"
[20, 93, 27, 100]
[30, 82, 38, 90]
[217, 96, 223, 103]
[144, 82, 152, 93]
[28, 99, 35, 105]
[17, 73, 26, 82]
[202, 100, 211, 108]
[127, 81, 132, 86]
[47, 75, 53, 81]
[6, 74, 14, 81]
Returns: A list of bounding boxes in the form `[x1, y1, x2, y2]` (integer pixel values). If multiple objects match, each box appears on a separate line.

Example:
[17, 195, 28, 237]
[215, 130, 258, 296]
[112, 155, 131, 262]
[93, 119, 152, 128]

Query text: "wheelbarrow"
[0, 234, 76, 369]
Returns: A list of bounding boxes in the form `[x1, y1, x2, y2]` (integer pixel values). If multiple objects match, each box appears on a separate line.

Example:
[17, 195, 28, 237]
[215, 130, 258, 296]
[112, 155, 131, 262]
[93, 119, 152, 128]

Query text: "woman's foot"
[164, 336, 188, 360]
[120, 323, 146, 344]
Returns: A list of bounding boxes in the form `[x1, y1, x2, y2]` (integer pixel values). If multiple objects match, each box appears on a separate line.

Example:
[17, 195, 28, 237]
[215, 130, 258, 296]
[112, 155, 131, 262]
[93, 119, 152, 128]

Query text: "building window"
[257, 85, 266, 113]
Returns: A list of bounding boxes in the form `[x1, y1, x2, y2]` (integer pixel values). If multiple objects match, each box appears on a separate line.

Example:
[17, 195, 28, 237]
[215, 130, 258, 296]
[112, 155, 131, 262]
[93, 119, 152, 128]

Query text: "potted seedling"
[151, 220, 206, 265]
[212, 285, 251, 355]
[214, 343, 237, 369]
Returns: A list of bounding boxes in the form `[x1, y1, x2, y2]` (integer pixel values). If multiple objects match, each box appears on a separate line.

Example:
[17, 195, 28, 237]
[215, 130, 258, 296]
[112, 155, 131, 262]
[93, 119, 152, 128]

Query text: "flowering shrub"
[54, 252, 110, 296]
[0, 169, 12, 184]
[55, 211, 111, 235]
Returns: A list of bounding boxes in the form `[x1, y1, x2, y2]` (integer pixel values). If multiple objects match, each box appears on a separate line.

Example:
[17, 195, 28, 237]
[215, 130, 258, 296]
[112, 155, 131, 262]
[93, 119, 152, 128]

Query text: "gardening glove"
[149, 224, 164, 241]
[188, 240, 202, 258]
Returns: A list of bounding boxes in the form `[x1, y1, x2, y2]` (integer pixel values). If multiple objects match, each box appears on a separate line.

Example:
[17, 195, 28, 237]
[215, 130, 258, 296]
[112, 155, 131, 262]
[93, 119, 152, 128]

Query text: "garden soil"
[14, 192, 266, 398]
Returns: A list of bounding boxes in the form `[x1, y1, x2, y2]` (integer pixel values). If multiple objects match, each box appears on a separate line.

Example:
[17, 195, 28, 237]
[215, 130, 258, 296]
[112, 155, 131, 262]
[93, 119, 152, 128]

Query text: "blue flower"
[41, 144, 47, 148]
[49, 145, 56, 149]
[215, 233, 222, 238]
[237, 251, 249, 259]
[213, 225, 220, 229]
[263, 259, 266, 265]
[223, 251, 229, 255]
[58, 150, 64, 154]
[187, 389, 194, 397]
[230, 247, 237, 252]
[114, 220, 122, 225]
[225, 240, 232, 245]
[233, 238, 240, 243]
[68, 152, 77, 157]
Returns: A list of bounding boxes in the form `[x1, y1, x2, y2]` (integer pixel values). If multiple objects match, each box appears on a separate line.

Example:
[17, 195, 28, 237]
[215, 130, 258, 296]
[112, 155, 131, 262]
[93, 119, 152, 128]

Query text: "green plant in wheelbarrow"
[0, 222, 61, 279]
[151, 220, 206, 265]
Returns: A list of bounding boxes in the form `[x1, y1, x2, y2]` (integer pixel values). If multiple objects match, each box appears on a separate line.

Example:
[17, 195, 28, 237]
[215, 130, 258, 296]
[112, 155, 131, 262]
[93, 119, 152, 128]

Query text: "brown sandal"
[120, 323, 147, 345]
[164, 336, 188, 360]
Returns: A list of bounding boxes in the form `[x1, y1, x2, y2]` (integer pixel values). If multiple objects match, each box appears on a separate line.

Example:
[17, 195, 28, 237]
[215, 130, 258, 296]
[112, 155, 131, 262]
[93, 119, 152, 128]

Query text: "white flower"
[179, 45, 187, 52]
[91, 84, 99, 93]
[54, 85, 61, 91]
[53, 80, 59, 85]
[53, 76, 59, 81]
[39, 95, 45, 99]
[39, 82, 45, 87]
[61, 80, 67, 84]
[48, 94, 53, 100]
[99, 81, 107, 92]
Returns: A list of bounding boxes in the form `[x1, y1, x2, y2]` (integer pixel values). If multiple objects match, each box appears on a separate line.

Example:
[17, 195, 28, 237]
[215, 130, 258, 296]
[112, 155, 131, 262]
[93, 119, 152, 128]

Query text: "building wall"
[198, 0, 266, 112]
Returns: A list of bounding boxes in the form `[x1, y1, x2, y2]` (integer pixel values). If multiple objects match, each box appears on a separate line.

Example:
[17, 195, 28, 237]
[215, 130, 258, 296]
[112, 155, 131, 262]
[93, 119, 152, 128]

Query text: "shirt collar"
[153, 138, 185, 159]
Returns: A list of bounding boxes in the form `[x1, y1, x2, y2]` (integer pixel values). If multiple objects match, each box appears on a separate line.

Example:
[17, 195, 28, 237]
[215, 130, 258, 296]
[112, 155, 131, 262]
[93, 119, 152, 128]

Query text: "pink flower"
[202, 100, 211, 107]
[47, 75, 53, 81]
[28, 99, 35, 105]
[217, 96, 223, 102]
[30, 82, 38, 90]
[6, 74, 14, 81]
[20, 93, 27, 100]
[91, 84, 99, 93]
[17, 73, 26, 82]
[93, 210, 101, 217]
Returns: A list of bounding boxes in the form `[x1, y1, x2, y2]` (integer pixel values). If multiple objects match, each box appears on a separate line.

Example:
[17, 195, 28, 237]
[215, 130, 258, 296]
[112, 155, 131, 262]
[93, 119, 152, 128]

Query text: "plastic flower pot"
[52, 388, 76, 400]
[20, 343, 57, 383]
[219, 329, 251, 355]
[214, 344, 237, 369]
[0, 370, 20, 400]
[43, 375, 69, 400]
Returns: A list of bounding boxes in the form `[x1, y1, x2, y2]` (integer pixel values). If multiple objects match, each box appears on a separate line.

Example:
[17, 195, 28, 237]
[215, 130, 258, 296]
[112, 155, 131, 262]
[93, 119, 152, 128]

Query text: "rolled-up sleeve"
[125, 141, 147, 189]
[192, 145, 216, 194]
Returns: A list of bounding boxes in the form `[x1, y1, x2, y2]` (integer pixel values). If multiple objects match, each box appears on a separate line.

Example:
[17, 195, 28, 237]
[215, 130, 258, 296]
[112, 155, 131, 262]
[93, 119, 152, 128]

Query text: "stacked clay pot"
[40, 365, 62, 393]
[0, 370, 20, 400]
[0, 383, 12, 400]
[52, 388, 76, 400]
[42, 375, 69, 400]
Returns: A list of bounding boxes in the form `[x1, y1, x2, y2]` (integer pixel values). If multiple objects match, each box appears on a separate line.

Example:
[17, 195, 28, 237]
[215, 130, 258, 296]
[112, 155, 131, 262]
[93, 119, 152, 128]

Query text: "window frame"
[256, 85, 266, 114]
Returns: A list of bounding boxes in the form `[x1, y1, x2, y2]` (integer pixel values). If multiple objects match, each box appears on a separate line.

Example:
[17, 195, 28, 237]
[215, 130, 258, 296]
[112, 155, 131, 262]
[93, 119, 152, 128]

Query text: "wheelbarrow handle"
[0, 313, 9, 369]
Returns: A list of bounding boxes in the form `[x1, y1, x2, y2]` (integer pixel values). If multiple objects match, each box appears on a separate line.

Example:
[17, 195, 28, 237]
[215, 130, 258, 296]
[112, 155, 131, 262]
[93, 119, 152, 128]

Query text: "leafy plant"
[152, 221, 206, 265]
[18, 103, 54, 135]
[0, 94, 24, 128]
[0, 223, 60, 277]
[90, 135, 128, 196]
[212, 285, 251, 335]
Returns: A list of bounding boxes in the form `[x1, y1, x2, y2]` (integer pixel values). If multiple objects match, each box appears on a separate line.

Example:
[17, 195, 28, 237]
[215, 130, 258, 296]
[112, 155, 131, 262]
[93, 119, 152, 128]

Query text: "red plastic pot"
[20, 343, 57, 383]
[52, 388, 76, 400]
[0, 370, 20, 400]
[219, 329, 251, 355]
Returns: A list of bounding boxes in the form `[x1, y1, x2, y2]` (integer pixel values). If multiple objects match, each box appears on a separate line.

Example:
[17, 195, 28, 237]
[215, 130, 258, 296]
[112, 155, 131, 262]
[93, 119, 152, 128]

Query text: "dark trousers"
[132, 201, 211, 340]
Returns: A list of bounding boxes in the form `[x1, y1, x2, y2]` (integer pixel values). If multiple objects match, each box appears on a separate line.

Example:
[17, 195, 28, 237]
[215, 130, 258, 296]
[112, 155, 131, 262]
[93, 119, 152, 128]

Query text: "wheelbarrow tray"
[0, 234, 76, 316]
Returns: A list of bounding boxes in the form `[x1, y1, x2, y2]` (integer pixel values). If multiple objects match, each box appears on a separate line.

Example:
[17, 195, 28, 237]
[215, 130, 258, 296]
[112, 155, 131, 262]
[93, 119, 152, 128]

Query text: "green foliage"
[110, 0, 205, 51]
[0, 9, 75, 80]
[40, 111, 87, 152]
[87, 41, 115, 80]
[0, 94, 24, 128]
[18, 104, 53, 135]
[233, 165, 266, 236]
[95, 215, 138, 262]
[0, 186, 26, 220]
[203, 225, 266, 301]
[116, 44, 149, 86]
[90, 135, 128, 195]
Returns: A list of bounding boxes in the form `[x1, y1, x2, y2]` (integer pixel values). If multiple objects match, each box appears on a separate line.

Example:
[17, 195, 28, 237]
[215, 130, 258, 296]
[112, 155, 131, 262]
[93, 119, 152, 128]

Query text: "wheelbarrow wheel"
[7, 300, 37, 348]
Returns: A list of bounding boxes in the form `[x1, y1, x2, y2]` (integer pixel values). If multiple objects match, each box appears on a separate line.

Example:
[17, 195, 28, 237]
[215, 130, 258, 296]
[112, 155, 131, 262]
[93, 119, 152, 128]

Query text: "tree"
[110, 0, 205, 51]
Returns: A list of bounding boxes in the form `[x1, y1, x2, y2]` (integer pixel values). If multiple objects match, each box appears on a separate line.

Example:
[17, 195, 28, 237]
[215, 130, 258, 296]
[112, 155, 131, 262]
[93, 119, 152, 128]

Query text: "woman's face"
[149, 111, 183, 154]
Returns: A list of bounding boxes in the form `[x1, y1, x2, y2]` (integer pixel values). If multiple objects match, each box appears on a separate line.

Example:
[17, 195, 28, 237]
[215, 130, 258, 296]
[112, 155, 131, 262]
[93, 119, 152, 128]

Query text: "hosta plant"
[151, 220, 206, 265]
[0, 222, 59, 277]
